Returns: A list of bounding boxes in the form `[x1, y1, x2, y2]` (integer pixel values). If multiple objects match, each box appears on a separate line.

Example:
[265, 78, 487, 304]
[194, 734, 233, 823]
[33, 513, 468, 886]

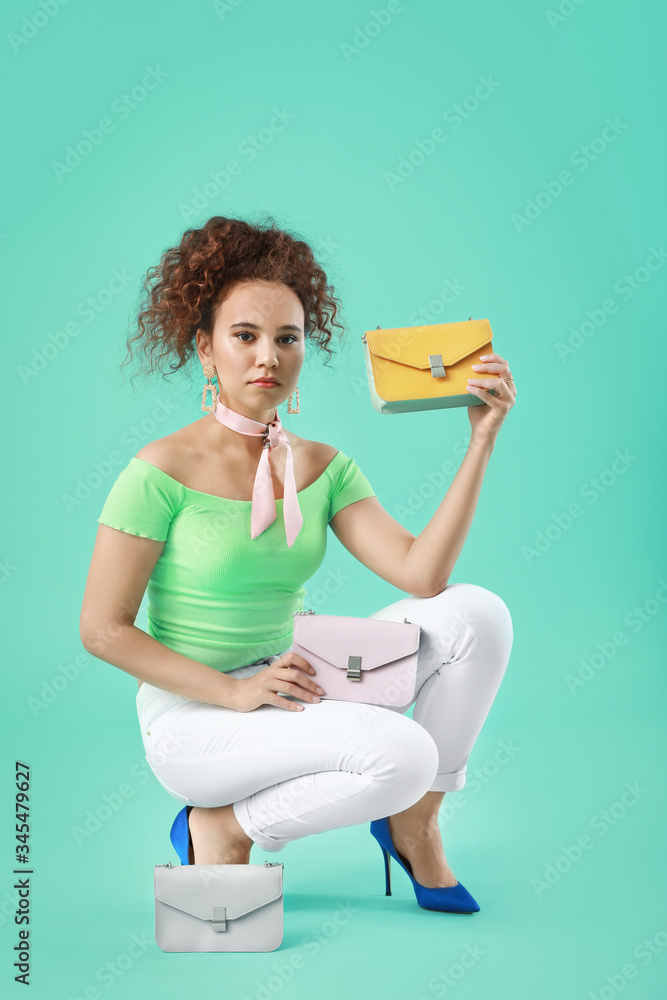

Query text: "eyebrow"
[230, 322, 302, 333]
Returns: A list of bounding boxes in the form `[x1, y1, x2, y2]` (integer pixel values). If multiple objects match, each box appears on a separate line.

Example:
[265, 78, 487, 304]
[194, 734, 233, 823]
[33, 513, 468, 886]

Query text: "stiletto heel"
[370, 816, 480, 913]
[379, 843, 392, 895]
[169, 805, 194, 865]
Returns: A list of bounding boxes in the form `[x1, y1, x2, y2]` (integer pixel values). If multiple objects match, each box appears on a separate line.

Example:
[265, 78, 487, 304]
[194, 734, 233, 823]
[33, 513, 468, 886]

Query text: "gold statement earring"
[201, 363, 218, 413]
[287, 386, 300, 413]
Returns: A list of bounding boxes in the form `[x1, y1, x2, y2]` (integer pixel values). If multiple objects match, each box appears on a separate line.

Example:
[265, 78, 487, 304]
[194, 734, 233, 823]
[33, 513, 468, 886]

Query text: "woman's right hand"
[230, 652, 325, 712]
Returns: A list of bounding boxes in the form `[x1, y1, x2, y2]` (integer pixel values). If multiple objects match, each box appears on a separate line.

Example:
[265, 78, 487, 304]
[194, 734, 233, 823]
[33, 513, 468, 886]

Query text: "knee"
[467, 583, 512, 638]
[420, 583, 513, 669]
[372, 713, 439, 806]
[442, 582, 513, 648]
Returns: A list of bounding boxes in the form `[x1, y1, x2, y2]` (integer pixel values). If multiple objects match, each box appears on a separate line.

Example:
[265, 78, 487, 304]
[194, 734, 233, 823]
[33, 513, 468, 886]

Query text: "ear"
[195, 328, 212, 365]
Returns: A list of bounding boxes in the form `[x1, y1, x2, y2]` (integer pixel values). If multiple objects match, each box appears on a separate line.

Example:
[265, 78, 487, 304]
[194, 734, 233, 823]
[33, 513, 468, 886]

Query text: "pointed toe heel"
[370, 816, 480, 914]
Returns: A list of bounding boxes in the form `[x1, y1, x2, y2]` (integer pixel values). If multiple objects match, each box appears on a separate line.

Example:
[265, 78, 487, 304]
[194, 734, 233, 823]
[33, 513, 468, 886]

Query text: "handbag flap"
[154, 865, 282, 922]
[365, 319, 492, 369]
[293, 615, 420, 670]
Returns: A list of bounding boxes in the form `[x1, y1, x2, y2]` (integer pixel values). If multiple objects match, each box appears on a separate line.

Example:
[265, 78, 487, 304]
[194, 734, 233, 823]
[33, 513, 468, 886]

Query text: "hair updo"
[120, 214, 346, 387]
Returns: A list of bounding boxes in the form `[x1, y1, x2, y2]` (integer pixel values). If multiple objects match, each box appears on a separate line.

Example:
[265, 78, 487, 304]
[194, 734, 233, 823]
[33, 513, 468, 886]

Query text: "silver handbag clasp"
[347, 655, 362, 681]
[429, 354, 446, 378]
[212, 906, 227, 932]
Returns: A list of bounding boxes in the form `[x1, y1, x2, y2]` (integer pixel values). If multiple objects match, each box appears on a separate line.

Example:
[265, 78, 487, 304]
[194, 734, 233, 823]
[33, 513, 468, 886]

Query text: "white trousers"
[137, 583, 513, 852]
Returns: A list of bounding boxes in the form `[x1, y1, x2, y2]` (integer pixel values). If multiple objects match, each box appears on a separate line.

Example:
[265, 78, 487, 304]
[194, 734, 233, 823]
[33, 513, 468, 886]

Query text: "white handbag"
[154, 860, 284, 952]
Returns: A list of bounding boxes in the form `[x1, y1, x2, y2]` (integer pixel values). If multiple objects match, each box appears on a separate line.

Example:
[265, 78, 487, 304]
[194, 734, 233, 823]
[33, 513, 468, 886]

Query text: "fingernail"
[480, 355, 489, 359]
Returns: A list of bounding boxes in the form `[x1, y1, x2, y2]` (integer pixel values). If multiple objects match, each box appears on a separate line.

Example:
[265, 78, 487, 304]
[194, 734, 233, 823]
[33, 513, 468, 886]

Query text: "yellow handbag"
[361, 318, 500, 414]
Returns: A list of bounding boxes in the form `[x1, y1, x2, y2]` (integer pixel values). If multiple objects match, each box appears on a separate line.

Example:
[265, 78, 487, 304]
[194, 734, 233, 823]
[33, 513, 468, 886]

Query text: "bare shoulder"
[134, 425, 339, 484]
[285, 432, 339, 473]
[134, 427, 193, 479]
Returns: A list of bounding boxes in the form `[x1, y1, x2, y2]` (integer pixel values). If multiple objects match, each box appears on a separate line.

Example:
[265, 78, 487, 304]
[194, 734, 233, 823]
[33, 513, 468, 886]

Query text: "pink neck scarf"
[213, 399, 303, 547]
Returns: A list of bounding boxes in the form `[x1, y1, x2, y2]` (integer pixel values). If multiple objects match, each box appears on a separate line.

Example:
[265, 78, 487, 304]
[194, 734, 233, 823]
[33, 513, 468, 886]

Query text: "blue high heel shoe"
[170, 806, 194, 865]
[369, 816, 480, 913]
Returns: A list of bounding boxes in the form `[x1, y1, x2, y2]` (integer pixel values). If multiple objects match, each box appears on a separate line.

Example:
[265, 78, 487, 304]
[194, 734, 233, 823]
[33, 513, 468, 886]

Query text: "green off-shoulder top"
[96, 450, 376, 673]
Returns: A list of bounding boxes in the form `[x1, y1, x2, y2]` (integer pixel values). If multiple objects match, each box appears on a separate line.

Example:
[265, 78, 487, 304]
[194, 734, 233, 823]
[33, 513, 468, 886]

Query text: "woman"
[79, 215, 516, 915]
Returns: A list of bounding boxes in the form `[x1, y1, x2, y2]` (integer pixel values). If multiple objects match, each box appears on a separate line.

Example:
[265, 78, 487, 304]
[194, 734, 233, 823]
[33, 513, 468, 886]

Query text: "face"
[196, 280, 305, 423]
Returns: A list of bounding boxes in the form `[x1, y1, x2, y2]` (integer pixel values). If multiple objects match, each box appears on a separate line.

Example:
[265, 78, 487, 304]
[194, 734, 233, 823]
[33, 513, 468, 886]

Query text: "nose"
[255, 337, 279, 367]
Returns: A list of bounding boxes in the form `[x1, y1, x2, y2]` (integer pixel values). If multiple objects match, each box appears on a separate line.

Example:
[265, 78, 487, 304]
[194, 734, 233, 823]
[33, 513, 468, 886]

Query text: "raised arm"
[330, 349, 515, 595]
[330, 434, 494, 597]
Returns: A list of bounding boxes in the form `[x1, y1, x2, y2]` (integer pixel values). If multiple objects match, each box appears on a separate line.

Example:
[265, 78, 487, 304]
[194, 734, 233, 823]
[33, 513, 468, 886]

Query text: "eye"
[234, 332, 298, 344]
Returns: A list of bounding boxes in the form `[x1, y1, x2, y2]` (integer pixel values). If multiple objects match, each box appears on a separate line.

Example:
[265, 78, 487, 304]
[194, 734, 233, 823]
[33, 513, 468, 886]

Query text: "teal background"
[2, 0, 666, 997]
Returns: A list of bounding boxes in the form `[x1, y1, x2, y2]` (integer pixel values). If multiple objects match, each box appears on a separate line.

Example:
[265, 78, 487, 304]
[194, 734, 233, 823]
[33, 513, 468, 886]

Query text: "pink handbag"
[290, 610, 422, 709]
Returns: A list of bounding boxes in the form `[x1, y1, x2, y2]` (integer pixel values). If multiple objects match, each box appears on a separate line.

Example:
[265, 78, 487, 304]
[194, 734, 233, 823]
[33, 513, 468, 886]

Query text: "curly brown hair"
[120, 215, 346, 387]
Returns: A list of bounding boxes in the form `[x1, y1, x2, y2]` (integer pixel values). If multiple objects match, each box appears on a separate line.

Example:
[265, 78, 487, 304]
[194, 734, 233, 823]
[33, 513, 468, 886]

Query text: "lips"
[250, 378, 279, 384]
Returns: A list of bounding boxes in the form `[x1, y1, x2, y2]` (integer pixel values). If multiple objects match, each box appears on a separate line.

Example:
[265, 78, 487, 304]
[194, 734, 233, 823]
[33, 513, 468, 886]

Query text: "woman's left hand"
[466, 352, 517, 441]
